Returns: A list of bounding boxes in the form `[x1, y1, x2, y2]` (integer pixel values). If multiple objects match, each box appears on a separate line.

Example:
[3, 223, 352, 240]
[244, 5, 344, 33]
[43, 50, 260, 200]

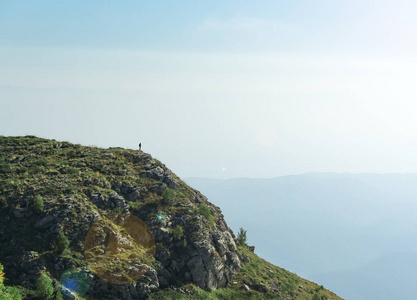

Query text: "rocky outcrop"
[145, 165, 178, 188]
[87, 267, 159, 299]
[91, 192, 130, 213]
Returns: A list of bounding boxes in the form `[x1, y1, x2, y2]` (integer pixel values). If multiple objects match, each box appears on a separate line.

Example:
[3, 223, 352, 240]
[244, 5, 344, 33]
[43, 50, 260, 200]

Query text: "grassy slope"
[0, 136, 342, 299]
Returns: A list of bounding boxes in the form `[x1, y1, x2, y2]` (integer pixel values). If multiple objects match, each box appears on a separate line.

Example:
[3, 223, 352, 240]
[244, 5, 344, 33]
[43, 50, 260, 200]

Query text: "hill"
[0, 136, 341, 299]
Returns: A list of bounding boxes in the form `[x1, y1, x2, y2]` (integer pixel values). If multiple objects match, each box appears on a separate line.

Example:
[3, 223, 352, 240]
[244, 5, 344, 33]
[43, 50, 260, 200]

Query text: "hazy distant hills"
[186, 173, 417, 300]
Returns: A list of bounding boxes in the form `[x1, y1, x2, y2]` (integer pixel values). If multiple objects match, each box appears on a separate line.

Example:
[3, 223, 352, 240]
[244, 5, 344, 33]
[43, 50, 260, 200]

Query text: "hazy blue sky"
[1, 0, 417, 178]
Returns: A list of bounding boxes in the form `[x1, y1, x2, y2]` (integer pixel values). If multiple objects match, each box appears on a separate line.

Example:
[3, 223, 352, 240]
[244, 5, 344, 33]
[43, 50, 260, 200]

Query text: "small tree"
[237, 227, 247, 246]
[36, 274, 54, 300]
[173, 225, 184, 240]
[34, 195, 44, 213]
[56, 230, 69, 254]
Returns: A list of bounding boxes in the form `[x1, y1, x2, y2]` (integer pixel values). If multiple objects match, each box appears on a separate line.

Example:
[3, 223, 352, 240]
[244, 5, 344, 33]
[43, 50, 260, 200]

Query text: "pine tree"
[237, 227, 247, 246]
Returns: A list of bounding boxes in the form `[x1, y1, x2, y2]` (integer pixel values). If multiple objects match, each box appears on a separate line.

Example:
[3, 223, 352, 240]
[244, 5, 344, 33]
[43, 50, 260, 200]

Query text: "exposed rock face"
[0, 140, 242, 299]
[91, 192, 130, 213]
[154, 210, 241, 292]
[87, 267, 159, 300]
[145, 165, 178, 188]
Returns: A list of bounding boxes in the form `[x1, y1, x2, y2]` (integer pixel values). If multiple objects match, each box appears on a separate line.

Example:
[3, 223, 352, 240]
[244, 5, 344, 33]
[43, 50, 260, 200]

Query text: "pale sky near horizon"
[1, 0, 417, 179]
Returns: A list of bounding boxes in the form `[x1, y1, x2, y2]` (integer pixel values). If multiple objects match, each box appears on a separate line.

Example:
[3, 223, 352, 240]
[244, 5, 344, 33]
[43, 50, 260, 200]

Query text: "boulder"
[34, 214, 55, 228]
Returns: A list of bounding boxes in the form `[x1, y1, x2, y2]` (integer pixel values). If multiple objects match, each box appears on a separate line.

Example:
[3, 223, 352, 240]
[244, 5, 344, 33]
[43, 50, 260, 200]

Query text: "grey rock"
[109, 192, 130, 212]
[156, 248, 171, 267]
[145, 167, 178, 188]
[136, 267, 159, 298]
[91, 192, 130, 213]
[125, 187, 142, 202]
[34, 214, 55, 228]
[145, 167, 165, 181]
[153, 228, 173, 244]
[150, 183, 167, 193]
[156, 267, 171, 288]
[13, 207, 28, 218]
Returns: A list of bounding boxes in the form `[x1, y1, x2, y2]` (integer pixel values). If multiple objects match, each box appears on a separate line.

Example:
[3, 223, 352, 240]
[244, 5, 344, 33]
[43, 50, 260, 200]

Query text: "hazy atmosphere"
[2, 0, 417, 179]
[2, 1, 417, 300]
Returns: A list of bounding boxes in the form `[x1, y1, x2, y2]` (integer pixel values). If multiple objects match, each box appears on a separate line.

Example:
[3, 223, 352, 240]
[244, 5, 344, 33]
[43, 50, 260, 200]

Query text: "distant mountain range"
[186, 173, 417, 300]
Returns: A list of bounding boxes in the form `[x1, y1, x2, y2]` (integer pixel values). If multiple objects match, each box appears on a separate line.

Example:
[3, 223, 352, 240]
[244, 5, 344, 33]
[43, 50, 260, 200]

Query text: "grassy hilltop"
[0, 135, 342, 300]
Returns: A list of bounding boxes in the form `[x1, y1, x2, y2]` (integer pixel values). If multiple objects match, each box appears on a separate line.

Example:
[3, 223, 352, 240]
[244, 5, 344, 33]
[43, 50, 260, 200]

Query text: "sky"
[1, 0, 417, 179]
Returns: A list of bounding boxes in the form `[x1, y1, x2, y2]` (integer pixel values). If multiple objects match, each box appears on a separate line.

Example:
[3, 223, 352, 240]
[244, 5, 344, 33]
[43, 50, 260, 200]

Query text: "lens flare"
[59, 268, 90, 298]
[156, 213, 164, 222]
[84, 213, 156, 284]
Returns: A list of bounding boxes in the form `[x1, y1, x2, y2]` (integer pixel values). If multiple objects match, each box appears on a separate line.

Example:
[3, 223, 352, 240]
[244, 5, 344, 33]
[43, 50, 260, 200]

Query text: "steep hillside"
[0, 136, 342, 299]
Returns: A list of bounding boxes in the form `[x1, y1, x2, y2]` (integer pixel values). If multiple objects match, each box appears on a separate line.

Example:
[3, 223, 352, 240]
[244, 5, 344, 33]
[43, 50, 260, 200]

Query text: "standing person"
[139, 143, 141, 151]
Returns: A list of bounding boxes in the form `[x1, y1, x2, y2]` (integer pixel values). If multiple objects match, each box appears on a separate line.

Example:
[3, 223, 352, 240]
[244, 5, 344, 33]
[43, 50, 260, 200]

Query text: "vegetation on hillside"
[0, 135, 342, 299]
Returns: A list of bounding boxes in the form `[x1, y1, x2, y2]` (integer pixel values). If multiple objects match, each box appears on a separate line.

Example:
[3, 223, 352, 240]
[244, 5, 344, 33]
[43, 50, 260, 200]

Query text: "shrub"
[2, 286, 22, 300]
[36, 274, 54, 300]
[161, 188, 174, 206]
[198, 204, 212, 222]
[237, 227, 247, 246]
[55, 288, 63, 300]
[0, 162, 11, 174]
[1, 262, 22, 300]
[56, 230, 69, 253]
[173, 225, 184, 240]
[34, 195, 44, 213]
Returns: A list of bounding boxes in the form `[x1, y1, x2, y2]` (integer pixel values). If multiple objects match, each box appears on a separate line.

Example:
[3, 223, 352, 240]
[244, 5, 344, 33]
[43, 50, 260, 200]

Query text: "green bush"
[161, 188, 174, 206]
[0, 162, 11, 174]
[2, 286, 22, 300]
[55, 288, 63, 300]
[198, 204, 212, 222]
[56, 230, 69, 253]
[237, 227, 247, 246]
[36, 274, 54, 300]
[34, 195, 44, 213]
[1, 262, 23, 300]
[173, 225, 184, 240]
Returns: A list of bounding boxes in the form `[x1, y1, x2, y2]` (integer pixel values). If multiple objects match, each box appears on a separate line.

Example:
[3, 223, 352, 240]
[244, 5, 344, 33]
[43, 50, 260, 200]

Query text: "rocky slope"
[0, 136, 342, 299]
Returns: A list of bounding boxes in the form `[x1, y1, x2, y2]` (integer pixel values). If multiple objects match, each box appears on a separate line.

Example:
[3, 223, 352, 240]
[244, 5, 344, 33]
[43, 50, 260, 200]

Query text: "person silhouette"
[139, 143, 141, 151]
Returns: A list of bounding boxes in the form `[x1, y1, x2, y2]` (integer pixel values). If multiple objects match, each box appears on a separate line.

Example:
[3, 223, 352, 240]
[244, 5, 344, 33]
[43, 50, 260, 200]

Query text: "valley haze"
[186, 173, 417, 300]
